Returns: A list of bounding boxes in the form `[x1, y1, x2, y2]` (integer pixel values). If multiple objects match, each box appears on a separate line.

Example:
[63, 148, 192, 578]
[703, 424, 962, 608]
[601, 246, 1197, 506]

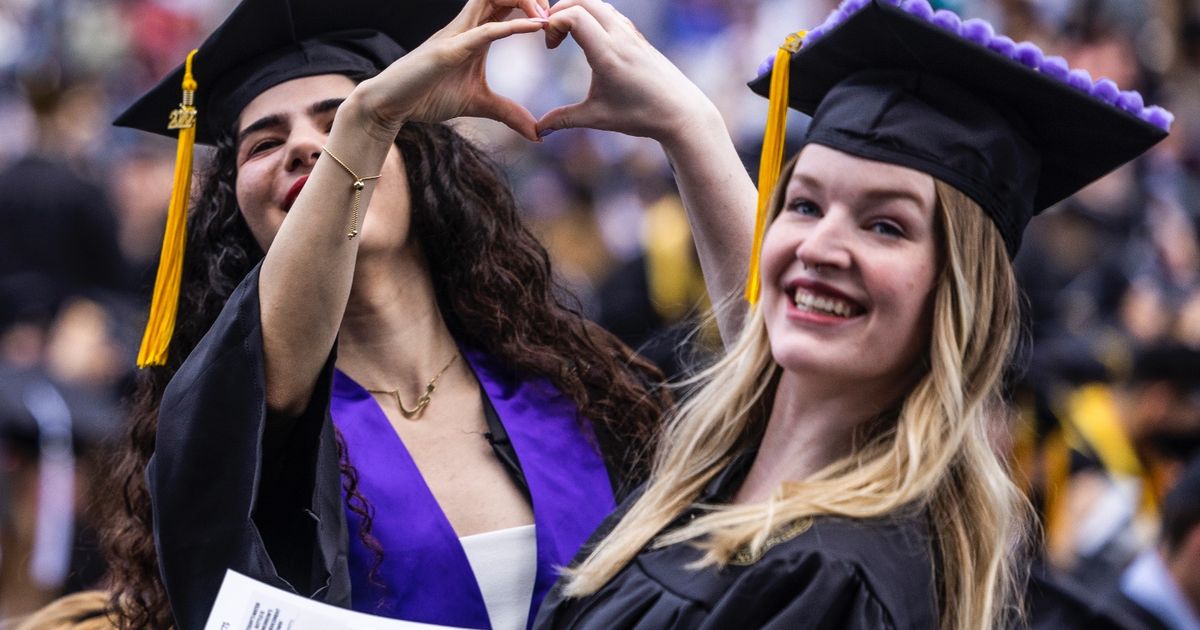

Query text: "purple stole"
[330, 347, 615, 629]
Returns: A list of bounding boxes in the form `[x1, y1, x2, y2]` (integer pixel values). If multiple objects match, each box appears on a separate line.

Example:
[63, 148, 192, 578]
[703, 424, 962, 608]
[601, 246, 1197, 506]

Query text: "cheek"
[234, 163, 270, 220]
[872, 252, 937, 329]
[233, 163, 281, 249]
[758, 222, 793, 290]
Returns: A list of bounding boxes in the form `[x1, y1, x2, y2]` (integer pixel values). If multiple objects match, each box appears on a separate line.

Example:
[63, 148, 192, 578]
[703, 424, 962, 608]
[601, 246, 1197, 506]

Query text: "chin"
[770, 339, 920, 394]
[769, 339, 844, 377]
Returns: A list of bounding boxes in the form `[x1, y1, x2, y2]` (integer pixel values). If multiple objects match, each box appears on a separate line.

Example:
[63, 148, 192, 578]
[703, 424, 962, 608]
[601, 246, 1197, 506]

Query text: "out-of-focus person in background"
[0, 363, 118, 622]
[0, 69, 129, 376]
[0, 56, 130, 626]
[1117, 456, 1200, 630]
[1039, 344, 1200, 591]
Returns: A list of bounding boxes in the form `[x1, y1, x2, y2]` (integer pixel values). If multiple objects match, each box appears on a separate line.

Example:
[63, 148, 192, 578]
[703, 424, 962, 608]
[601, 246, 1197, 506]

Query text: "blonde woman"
[532, 0, 1172, 628]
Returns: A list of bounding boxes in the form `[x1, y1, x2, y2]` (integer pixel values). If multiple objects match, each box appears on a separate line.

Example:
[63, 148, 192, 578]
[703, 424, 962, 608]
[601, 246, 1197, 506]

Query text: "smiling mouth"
[282, 176, 308, 212]
[786, 287, 865, 318]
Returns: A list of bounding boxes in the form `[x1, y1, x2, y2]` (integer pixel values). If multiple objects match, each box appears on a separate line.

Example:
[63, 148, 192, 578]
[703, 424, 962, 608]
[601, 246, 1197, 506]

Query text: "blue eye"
[785, 198, 820, 216]
[870, 220, 904, 237]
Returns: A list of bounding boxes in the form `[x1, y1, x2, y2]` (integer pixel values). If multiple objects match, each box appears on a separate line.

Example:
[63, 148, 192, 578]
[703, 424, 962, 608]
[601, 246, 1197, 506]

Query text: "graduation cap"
[112, 0, 464, 366]
[742, 0, 1172, 303]
[0, 365, 120, 450]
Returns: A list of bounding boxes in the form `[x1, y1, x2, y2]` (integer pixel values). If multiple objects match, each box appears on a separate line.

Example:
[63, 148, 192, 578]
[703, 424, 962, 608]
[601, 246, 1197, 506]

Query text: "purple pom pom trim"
[931, 9, 962, 34]
[960, 18, 994, 45]
[987, 35, 1016, 57]
[1141, 106, 1174, 129]
[901, 0, 934, 21]
[1013, 41, 1044, 68]
[787, 0, 1173, 131]
[1039, 55, 1069, 81]
[1090, 78, 1120, 105]
[1115, 90, 1144, 114]
[1066, 68, 1092, 92]
[825, 6, 848, 29]
[842, 0, 871, 14]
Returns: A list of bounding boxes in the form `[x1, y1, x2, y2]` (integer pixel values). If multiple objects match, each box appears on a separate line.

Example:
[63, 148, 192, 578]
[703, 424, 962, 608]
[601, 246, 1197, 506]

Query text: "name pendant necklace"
[367, 353, 459, 419]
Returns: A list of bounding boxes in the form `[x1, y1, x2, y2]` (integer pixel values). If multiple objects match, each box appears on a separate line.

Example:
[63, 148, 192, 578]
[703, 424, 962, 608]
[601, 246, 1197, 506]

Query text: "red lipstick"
[282, 175, 308, 212]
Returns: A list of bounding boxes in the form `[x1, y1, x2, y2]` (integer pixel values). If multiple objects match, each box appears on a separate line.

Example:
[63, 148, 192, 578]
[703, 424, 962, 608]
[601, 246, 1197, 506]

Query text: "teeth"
[792, 289, 856, 317]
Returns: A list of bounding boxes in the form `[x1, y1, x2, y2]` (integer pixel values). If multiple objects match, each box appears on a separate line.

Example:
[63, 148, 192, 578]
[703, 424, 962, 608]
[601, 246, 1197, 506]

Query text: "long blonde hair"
[564, 157, 1032, 629]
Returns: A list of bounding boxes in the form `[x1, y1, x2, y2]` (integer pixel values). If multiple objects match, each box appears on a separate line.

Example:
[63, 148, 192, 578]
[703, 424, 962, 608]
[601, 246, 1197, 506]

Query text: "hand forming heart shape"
[353, 0, 716, 146]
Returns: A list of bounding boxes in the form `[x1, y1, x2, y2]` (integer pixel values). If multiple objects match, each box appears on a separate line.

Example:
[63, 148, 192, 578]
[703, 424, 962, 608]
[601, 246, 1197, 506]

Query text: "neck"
[336, 247, 460, 393]
[734, 368, 903, 503]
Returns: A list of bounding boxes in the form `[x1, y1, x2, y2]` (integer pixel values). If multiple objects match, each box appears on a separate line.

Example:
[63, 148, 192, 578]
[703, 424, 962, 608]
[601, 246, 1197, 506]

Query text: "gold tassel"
[745, 32, 804, 304]
[137, 50, 199, 368]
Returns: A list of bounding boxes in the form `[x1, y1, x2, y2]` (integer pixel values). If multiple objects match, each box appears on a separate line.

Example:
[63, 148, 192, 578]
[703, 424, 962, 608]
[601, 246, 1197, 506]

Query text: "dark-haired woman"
[98, 0, 754, 629]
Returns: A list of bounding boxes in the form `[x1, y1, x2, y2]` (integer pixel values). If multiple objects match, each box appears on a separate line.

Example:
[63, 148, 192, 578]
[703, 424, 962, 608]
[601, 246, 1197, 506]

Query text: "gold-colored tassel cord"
[745, 32, 804, 304]
[137, 50, 199, 367]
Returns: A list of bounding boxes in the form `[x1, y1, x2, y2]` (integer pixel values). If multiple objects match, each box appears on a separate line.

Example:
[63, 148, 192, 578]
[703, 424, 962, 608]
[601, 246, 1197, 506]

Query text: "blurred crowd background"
[1, 0, 1199, 627]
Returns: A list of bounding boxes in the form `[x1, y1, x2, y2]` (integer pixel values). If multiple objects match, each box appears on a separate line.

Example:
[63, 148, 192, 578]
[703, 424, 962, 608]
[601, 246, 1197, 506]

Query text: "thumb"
[535, 101, 599, 136]
[476, 92, 540, 142]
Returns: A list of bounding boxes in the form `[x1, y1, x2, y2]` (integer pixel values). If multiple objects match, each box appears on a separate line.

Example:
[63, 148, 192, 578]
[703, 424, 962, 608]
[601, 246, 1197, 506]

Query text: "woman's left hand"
[349, 0, 550, 142]
[537, 0, 756, 343]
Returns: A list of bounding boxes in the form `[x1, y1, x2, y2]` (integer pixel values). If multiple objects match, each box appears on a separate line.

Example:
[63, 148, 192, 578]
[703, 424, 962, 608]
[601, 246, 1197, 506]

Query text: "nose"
[794, 208, 852, 271]
[285, 125, 324, 173]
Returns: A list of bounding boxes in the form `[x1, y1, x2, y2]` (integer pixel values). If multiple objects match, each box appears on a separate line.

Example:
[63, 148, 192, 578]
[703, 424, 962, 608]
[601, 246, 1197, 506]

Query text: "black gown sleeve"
[147, 264, 350, 630]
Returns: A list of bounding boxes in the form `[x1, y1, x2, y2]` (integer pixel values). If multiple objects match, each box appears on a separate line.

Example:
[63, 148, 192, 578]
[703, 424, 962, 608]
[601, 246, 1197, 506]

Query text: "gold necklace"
[366, 353, 459, 419]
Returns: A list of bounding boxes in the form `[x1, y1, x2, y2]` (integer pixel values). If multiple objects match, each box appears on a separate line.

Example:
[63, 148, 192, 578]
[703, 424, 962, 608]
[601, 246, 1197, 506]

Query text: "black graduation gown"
[534, 456, 938, 630]
[148, 265, 349, 630]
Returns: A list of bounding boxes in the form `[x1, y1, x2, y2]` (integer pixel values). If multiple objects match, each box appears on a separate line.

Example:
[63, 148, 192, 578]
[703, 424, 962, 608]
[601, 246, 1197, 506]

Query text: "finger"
[458, 0, 546, 28]
[544, 5, 611, 54]
[459, 17, 549, 53]
[482, 0, 549, 20]
[519, 0, 550, 19]
[536, 102, 601, 134]
[476, 93, 540, 142]
[547, 0, 625, 32]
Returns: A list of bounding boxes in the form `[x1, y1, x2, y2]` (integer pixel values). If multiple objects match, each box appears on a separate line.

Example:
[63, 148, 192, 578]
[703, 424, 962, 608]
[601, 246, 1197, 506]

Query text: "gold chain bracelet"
[321, 146, 382, 239]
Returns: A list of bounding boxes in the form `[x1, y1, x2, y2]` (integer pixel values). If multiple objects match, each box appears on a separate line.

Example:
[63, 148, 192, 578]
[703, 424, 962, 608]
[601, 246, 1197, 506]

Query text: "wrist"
[658, 101, 728, 156]
[342, 81, 408, 143]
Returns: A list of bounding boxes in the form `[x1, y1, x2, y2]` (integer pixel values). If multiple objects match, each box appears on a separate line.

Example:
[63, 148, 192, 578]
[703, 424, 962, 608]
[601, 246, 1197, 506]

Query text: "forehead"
[788, 143, 935, 207]
[237, 74, 357, 131]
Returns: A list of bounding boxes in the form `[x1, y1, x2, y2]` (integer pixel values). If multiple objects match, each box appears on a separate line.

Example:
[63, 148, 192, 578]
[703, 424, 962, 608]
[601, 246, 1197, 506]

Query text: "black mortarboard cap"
[114, 0, 465, 145]
[0, 365, 120, 451]
[747, 0, 1171, 259]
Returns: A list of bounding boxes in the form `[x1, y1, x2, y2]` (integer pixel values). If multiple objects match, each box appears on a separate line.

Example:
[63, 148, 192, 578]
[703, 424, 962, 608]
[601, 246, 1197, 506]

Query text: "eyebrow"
[236, 98, 346, 147]
[237, 113, 285, 147]
[790, 172, 927, 209]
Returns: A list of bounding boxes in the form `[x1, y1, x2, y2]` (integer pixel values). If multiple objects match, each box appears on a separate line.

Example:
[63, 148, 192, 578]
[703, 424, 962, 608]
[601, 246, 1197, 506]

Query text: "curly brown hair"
[98, 122, 671, 629]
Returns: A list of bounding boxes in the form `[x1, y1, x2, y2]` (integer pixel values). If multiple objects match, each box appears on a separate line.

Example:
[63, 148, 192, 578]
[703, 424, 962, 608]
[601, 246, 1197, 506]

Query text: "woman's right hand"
[347, 0, 551, 142]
